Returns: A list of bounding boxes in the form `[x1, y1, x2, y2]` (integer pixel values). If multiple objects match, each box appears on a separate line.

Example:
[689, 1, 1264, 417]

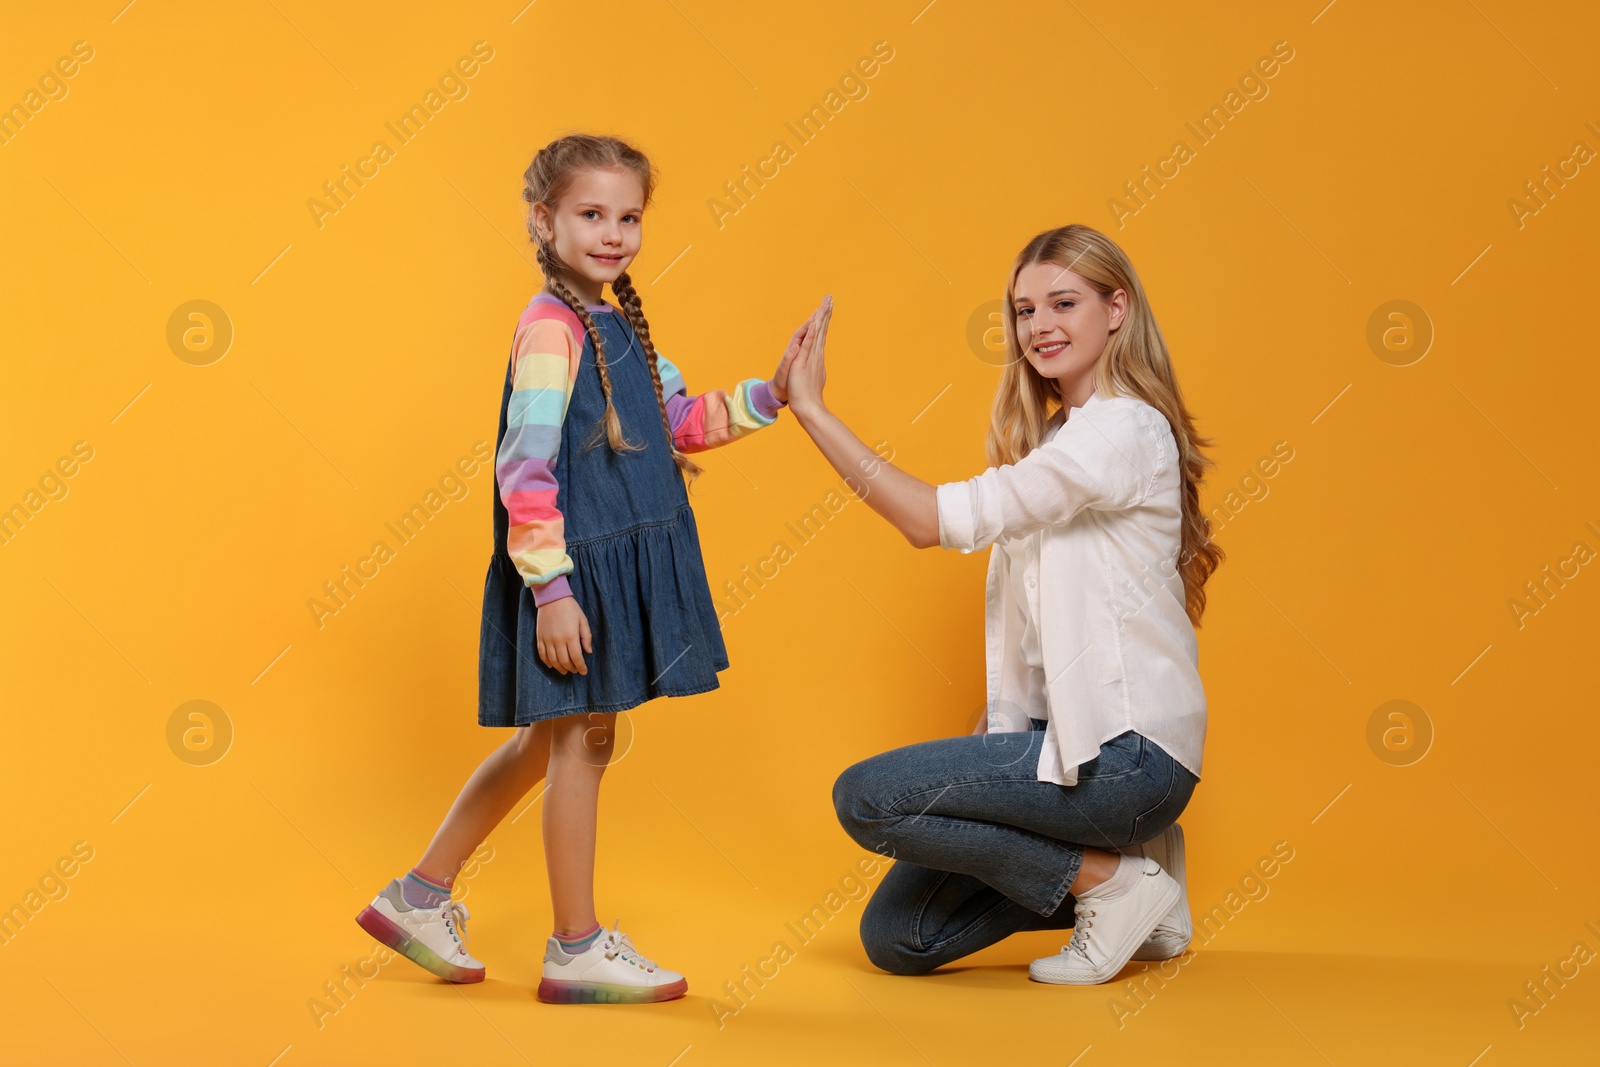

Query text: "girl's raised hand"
[786, 295, 833, 418]
[771, 316, 812, 404]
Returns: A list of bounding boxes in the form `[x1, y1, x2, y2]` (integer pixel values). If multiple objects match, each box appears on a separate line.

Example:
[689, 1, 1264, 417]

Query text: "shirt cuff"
[531, 575, 573, 607]
[752, 379, 785, 418]
[935, 480, 977, 553]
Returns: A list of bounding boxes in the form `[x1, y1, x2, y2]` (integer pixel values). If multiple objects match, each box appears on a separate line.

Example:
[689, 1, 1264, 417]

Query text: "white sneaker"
[1029, 857, 1181, 985]
[1123, 822, 1193, 960]
[537, 919, 687, 1004]
[355, 878, 485, 983]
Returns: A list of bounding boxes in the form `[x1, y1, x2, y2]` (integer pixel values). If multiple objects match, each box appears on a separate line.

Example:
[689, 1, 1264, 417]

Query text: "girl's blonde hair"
[991, 224, 1223, 626]
[521, 133, 701, 482]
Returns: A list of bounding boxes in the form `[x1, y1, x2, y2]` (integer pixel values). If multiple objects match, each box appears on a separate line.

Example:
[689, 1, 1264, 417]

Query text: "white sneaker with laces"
[1123, 822, 1193, 960]
[355, 878, 485, 983]
[1029, 856, 1181, 985]
[537, 919, 688, 1004]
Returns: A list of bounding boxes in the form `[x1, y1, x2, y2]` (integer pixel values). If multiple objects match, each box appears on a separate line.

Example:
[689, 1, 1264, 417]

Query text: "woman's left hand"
[786, 295, 832, 418]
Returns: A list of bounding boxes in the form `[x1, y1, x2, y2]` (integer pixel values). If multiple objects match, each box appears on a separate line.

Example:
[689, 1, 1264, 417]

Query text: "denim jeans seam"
[907, 870, 1065, 954]
[921, 895, 1026, 956]
[1130, 758, 1179, 841]
[907, 870, 951, 952]
[1071, 734, 1147, 785]
[885, 783, 1082, 917]
[1042, 847, 1083, 918]
[1067, 768, 1141, 785]
[887, 776, 1032, 816]
[887, 759, 1148, 814]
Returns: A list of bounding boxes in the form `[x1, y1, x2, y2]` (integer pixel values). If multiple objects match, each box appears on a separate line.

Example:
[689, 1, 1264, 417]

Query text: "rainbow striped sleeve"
[657, 354, 784, 454]
[495, 299, 584, 606]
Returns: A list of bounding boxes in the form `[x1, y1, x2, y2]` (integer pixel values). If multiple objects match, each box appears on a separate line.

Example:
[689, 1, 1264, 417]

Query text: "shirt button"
[1028, 579, 1037, 588]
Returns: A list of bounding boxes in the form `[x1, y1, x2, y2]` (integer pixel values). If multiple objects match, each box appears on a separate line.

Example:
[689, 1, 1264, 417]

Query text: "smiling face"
[1011, 261, 1127, 410]
[531, 166, 645, 305]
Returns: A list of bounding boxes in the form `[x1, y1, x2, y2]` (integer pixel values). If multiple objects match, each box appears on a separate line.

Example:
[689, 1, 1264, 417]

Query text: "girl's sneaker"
[1124, 822, 1193, 960]
[355, 878, 486, 983]
[537, 919, 687, 1004]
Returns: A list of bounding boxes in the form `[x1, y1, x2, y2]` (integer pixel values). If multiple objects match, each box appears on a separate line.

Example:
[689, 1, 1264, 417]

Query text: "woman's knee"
[858, 901, 939, 976]
[832, 759, 890, 840]
[861, 935, 939, 976]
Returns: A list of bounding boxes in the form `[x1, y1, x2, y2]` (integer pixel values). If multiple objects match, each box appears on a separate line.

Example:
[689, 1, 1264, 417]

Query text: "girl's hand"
[536, 596, 592, 675]
[787, 295, 833, 420]
[770, 317, 813, 405]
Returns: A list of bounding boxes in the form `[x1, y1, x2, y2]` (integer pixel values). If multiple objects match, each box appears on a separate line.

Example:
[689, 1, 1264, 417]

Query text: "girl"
[785, 224, 1221, 985]
[356, 133, 803, 1004]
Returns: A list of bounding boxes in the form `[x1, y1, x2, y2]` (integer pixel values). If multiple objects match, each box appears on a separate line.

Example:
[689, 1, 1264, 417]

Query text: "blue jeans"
[832, 723, 1196, 975]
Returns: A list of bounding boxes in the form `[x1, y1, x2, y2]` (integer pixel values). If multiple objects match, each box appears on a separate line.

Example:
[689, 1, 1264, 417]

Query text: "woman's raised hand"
[786, 295, 833, 418]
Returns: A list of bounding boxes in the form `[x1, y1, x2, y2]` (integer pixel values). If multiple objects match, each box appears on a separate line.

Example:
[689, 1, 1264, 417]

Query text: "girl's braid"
[611, 270, 703, 484]
[535, 240, 638, 455]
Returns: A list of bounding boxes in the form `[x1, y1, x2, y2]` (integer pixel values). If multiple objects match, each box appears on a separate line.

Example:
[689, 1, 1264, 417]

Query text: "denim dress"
[477, 302, 730, 726]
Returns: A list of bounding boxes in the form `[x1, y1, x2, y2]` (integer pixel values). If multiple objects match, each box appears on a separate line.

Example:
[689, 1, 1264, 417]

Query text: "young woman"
[784, 224, 1222, 985]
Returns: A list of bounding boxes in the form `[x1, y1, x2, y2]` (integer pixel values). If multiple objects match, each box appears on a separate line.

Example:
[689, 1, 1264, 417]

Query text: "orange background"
[3, 1, 1597, 1063]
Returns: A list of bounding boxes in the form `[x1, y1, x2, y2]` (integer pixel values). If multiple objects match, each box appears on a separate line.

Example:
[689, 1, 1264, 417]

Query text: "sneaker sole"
[1129, 931, 1192, 962]
[1028, 876, 1183, 986]
[536, 977, 688, 1004]
[355, 905, 485, 984]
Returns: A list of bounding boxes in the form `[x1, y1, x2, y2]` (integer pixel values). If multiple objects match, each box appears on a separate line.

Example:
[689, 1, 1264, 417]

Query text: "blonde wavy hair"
[989, 224, 1223, 626]
[522, 133, 702, 483]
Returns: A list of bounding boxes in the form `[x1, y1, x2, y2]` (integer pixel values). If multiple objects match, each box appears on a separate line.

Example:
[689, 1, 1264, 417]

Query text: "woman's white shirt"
[935, 390, 1206, 786]
[1000, 526, 1048, 721]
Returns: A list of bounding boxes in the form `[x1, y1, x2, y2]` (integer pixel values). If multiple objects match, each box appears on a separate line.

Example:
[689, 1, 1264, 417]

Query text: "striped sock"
[400, 868, 453, 908]
[554, 921, 603, 954]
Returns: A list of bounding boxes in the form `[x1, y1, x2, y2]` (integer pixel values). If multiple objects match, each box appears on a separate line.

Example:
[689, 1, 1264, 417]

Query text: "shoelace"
[440, 900, 472, 953]
[601, 918, 657, 972]
[1063, 906, 1096, 961]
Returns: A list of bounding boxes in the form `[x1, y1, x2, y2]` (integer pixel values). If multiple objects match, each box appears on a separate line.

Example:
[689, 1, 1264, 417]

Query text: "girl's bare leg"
[412, 720, 554, 884]
[543, 712, 615, 935]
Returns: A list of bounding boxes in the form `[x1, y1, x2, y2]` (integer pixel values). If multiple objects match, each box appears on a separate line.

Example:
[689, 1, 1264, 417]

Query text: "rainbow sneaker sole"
[536, 976, 688, 1004]
[356, 902, 485, 984]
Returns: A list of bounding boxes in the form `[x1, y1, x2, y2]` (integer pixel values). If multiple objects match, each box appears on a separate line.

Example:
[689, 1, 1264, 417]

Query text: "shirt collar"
[1051, 389, 1102, 430]
[1067, 389, 1102, 414]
